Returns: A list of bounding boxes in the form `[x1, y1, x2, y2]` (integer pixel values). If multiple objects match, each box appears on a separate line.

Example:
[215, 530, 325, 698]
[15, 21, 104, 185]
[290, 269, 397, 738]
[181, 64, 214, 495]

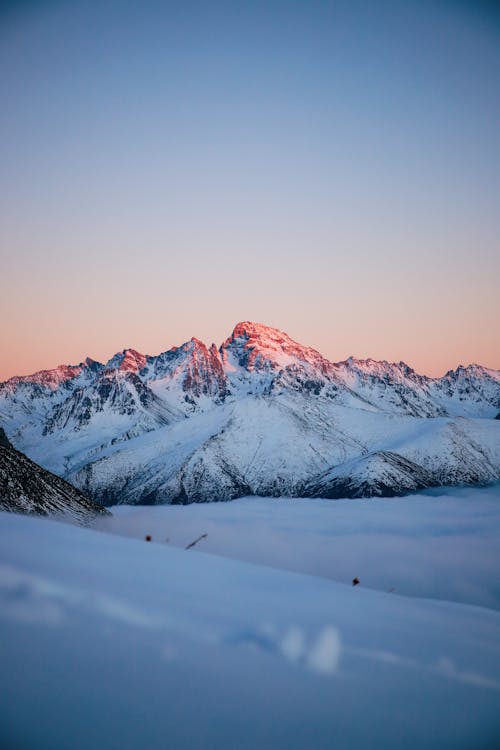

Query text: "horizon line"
[2, 320, 498, 383]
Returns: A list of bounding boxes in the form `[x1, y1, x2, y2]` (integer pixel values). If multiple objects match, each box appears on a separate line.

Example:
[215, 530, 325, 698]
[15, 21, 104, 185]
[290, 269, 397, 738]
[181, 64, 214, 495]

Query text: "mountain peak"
[106, 348, 147, 373]
[227, 321, 312, 350]
[189, 336, 209, 350]
[443, 363, 500, 382]
[6, 363, 83, 390]
[230, 321, 286, 340]
[222, 321, 332, 374]
[339, 357, 419, 380]
[119, 349, 147, 372]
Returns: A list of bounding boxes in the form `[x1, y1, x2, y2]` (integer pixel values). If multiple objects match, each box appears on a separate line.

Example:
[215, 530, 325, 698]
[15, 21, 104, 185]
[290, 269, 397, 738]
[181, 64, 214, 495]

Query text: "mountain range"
[1, 321, 499, 504]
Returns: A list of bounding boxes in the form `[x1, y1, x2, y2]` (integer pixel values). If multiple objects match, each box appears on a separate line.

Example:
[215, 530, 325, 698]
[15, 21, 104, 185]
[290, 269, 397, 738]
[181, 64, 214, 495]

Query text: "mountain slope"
[0, 428, 109, 520]
[1, 322, 499, 503]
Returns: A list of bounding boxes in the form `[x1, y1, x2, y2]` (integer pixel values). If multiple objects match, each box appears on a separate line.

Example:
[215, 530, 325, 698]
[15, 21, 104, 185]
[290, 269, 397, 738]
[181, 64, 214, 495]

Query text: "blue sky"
[1, 0, 499, 377]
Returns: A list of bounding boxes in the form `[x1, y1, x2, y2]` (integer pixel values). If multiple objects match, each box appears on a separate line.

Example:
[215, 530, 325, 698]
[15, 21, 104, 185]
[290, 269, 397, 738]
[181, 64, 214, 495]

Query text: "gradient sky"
[1, 0, 499, 379]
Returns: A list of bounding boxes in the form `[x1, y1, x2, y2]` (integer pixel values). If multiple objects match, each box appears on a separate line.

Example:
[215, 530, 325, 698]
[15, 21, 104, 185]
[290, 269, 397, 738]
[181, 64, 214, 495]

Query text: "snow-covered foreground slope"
[1, 321, 499, 502]
[97, 485, 500, 611]
[1, 511, 499, 750]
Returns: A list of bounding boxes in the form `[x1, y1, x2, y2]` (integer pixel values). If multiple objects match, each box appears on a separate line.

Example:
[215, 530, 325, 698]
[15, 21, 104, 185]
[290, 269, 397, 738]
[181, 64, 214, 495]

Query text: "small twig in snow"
[185, 533, 207, 550]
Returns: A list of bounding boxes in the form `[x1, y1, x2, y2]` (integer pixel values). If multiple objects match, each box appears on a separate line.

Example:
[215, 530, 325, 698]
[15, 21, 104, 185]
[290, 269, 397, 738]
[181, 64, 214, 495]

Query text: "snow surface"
[2, 322, 499, 504]
[96, 485, 500, 611]
[1, 487, 500, 749]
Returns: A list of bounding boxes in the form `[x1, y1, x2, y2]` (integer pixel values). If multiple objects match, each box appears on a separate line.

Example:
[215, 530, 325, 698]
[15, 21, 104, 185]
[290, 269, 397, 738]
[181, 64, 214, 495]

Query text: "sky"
[0, 0, 499, 379]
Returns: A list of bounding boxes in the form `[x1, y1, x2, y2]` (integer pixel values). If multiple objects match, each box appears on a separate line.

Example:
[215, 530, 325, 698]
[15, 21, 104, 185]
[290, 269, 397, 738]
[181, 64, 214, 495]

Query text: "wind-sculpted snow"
[1, 322, 499, 503]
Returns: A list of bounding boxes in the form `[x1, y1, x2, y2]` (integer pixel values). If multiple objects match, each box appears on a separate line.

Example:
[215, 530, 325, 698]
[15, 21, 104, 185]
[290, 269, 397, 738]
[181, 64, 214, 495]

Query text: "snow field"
[1, 486, 500, 749]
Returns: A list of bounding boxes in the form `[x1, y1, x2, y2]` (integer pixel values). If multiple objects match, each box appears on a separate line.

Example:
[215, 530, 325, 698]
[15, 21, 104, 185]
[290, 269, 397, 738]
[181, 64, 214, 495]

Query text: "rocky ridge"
[1, 322, 499, 503]
[0, 427, 109, 520]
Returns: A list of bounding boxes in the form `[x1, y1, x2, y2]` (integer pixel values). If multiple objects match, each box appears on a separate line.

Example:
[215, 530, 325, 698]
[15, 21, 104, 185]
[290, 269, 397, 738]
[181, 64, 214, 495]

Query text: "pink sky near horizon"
[1, 305, 499, 381]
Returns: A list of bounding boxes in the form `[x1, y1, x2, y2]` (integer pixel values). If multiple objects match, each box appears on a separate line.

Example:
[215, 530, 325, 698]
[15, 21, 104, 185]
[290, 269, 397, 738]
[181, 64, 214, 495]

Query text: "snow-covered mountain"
[1, 322, 499, 504]
[0, 428, 109, 520]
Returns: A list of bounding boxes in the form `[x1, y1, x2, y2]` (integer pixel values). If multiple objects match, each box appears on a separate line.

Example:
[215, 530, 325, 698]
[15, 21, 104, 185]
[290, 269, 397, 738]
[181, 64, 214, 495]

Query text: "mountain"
[0, 428, 109, 520]
[1, 322, 499, 503]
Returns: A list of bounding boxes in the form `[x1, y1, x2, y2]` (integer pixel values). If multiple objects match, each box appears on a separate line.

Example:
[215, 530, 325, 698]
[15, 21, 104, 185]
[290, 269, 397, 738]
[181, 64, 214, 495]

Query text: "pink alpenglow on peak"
[105, 349, 147, 374]
[118, 349, 147, 373]
[181, 339, 226, 400]
[5, 364, 84, 390]
[2, 323, 500, 388]
[221, 321, 335, 374]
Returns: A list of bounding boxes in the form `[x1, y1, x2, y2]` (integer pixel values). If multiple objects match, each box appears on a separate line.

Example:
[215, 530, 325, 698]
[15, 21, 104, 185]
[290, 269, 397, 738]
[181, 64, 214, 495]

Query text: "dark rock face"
[0, 428, 12, 449]
[0, 438, 109, 521]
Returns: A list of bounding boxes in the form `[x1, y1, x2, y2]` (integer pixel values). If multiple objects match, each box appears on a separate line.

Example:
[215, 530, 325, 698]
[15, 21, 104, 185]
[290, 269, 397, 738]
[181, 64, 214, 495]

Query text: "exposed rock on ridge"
[1, 322, 499, 504]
